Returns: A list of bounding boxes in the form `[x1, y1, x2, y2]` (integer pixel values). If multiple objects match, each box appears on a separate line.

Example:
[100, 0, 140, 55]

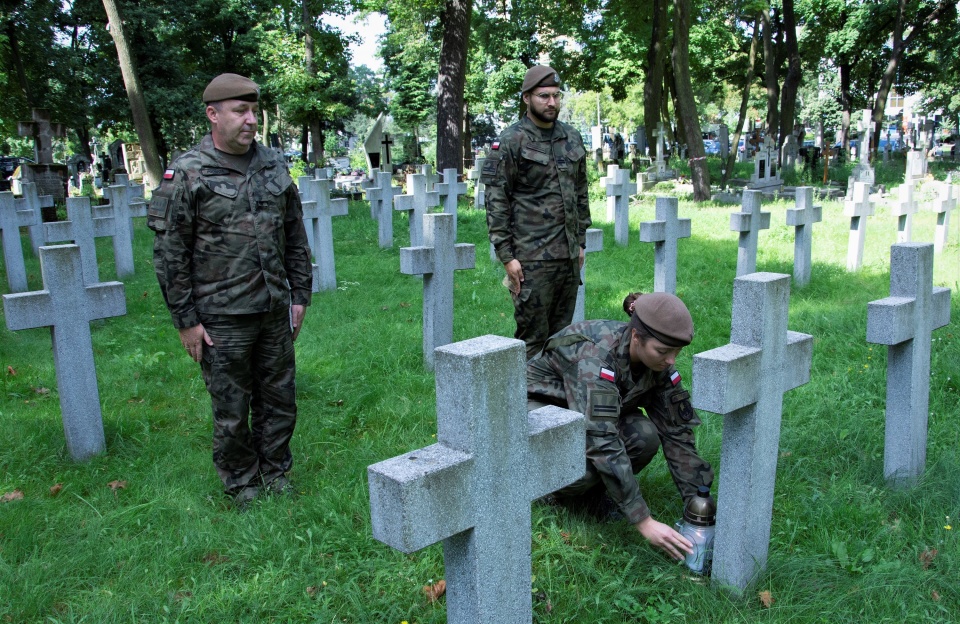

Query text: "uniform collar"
[519, 115, 567, 141]
[198, 133, 270, 174]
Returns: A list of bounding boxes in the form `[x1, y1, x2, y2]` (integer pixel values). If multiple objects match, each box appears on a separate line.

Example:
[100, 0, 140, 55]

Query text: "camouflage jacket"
[482, 116, 590, 264]
[148, 134, 313, 329]
[527, 320, 713, 524]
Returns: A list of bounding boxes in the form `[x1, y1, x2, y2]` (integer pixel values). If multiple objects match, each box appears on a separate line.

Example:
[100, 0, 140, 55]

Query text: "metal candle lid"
[683, 485, 716, 526]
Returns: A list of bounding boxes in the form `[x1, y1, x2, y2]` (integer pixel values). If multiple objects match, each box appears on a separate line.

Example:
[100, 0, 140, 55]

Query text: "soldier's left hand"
[291, 304, 306, 341]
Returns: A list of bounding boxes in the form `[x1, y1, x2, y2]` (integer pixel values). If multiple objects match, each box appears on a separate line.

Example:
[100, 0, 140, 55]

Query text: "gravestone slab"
[692, 272, 813, 592]
[892, 182, 918, 243]
[299, 177, 348, 291]
[844, 181, 875, 271]
[730, 190, 771, 276]
[867, 243, 951, 487]
[906, 151, 926, 182]
[395, 173, 439, 248]
[573, 228, 604, 323]
[606, 169, 637, 246]
[368, 335, 584, 624]
[3, 245, 126, 460]
[928, 181, 956, 254]
[599, 164, 621, 221]
[400, 213, 476, 370]
[435, 168, 468, 239]
[466, 159, 486, 208]
[44, 197, 116, 284]
[785, 187, 822, 287]
[364, 170, 402, 248]
[639, 196, 691, 294]
[748, 137, 782, 193]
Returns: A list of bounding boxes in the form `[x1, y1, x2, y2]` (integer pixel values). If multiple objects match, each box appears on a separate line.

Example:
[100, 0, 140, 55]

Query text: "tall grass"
[1, 161, 958, 623]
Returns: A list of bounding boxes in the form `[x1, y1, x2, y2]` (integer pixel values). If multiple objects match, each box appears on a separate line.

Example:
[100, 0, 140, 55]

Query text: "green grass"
[1, 170, 958, 623]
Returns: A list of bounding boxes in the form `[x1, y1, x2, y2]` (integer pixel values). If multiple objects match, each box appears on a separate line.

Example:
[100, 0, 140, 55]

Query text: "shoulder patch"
[491, 141, 500, 150]
[163, 169, 175, 180]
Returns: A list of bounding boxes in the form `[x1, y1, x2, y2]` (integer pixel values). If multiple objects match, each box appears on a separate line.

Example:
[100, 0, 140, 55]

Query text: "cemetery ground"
[0, 162, 958, 623]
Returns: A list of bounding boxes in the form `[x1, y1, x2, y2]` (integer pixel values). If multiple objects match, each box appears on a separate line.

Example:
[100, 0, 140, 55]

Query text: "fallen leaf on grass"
[33, 387, 50, 395]
[919, 548, 938, 569]
[380, 306, 389, 311]
[423, 580, 446, 602]
[107, 480, 127, 492]
[6, 366, 15, 376]
[127, 397, 144, 404]
[1, 490, 24, 503]
[780, 451, 792, 457]
[931, 590, 941, 601]
[202, 552, 229, 565]
[399, 302, 411, 308]
[50, 483, 63, 496]
[758, 590, 774, 608]
[560, 531, 571, 544]
[327, 399, 344, 407]
[142, 291, 149, 298]
[173, 591, 192, 602]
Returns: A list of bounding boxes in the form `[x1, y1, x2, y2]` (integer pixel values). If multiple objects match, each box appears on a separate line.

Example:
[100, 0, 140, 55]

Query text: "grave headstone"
[299, 176, 348, 291]
[16, 182, 52, 255]
[101, 176, 147, 278]
[395, 173, 439, 248]
[44, 197, 116, 284]
[639, 196, 691, 294]
[719, 124, 730, 162]
[730, 190, 771, 276]
[0, 192, 32, 292]
[419, 164, 441, 191]
[843, 181, 874, 271]
[2, 244, 126, 461]
[363, 113, 386, 175]
[572, 228, 604, 323]
[781, 135, 800, 169]
[466, 158, 486, 208]
[368, 335, 583, 623]
[906, 150, 927, 182]
[399, 213, 476, 370]
[866, 243, 950, 487]
[435, 168, 468, 239]
[748, 136, 782, 193]
[606, 169, 637, 246]
[16, 108, 69, 204]
[636, 126, 648, 156]
[891, 182, 918, 243]
[364, 170, 402, 249]
[599, 164, 621, 221]
[928, 180, 956, 254]
[692, 272, 813, 592]
[785, 187, 822, 287]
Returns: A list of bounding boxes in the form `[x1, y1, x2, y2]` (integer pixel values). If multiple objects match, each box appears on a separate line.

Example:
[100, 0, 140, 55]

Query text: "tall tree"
[777, 0, 801, 155]
[671, 0, 709, 200]
[643, 0, 669, 157]
[436, 0, 472, 173]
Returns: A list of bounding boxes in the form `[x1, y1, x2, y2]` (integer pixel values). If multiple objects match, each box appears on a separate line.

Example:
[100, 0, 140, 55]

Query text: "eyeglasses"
[533, 92, 563, 103]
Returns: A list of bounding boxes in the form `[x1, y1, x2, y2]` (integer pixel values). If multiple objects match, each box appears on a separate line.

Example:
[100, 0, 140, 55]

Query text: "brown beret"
[203, 73, 260, 104]
[629, 293, 694, 347]
[521, 65, 561, 94]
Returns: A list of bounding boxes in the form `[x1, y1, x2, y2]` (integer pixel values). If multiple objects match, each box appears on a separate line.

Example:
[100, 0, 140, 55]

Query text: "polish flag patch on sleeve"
[163, 169, 175, 180]
[600, 367, 615, 382]
[670, 370, 681, 386]
[491, 141, 500, 150]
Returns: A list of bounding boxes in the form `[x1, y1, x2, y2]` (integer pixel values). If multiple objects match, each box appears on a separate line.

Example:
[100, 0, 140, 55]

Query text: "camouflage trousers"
[512, 258, 580, 360]
[199, 307, 297, 494]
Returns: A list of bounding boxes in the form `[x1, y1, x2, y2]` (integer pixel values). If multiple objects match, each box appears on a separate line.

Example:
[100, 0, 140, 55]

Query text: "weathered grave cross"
[929, 180, 956, 254]
[0, 192, 33, 292]
[395, 173, 439, 248]
[785, 187, 822, 287]
[572, 228, 604, 323]
[844, 180, 874, 271]
[364, 170, 402, 249]
[16, 182, 51, 254]
[368, 335, 583, 624]
[606, 168, 637, 246]
[100, 175, 147, 278]
[867, 243, 951, 488]
[892, 182, 918, 243]
[400, 213, 476, 370]
[3, 245, 126, 461]
[692, 272, 813, 592]
[45, 197, 116, 285]
[639, 195, 691, 294]
[599, 163, 621, 221]
[435, 168, 468, 239]
[466, 158, 486, 208]
[17, 109, 65, 165]
[730, 189, 771, 276]
[299, 177, 348, 292]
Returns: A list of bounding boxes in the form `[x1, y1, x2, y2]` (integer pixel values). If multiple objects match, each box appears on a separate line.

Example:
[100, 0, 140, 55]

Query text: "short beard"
[528, 106, 557, 125]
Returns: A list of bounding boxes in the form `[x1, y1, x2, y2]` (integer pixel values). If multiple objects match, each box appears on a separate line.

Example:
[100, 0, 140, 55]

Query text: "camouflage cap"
[521, 65, 561, 94]
[203, 73, 260, 104]
[629, 292, 694, 347]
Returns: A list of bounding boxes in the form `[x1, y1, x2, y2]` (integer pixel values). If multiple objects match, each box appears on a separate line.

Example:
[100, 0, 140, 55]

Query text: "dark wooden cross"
[17, 109, 66, 165]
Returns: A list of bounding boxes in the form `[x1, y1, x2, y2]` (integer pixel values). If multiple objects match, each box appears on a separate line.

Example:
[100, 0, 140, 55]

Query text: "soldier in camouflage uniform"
[148, 74, 313, 507]
[528, 292, 713, 560]
[483, 65, 591, 360]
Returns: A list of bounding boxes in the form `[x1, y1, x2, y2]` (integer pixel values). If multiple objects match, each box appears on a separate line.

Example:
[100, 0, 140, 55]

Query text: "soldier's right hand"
[635, 516, 693, 561]
[504, 259, 524, 295]
[178, 324, 213, 363]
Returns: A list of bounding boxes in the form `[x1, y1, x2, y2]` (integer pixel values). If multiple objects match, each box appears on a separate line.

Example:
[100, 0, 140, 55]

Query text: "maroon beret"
[630, 293, 694, 347]
[203, 73, 260, 104]
[521, 65, 561, 94]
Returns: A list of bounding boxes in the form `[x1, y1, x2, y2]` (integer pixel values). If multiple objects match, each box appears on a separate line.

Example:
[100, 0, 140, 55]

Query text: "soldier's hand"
[290, 304, 306, 341]
[178, 324, 213, 363]
[635, 516, 693, 561]
[579, 247, 585, 269]
[504, 259, 524, 295]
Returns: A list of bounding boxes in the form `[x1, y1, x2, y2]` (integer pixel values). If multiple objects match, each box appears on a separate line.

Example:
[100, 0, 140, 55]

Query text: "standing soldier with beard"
[482, 65, 591, 360]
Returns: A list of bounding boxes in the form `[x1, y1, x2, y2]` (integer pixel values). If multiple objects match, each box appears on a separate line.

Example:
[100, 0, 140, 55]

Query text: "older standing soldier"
[482, 65, 591, 360]
[148, 74, 313, 508]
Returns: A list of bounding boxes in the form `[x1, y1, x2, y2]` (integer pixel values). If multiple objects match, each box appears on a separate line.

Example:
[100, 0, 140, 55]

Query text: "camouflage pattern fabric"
[512, 259, 580, 360]
[527, 320, 714, 524]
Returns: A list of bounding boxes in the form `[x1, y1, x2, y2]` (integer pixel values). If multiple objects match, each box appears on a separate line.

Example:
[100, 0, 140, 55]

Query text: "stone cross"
[692, 272, 813, 592]
[466, 158, 486, 208]
[2, 244, 126, 461]
[891, 182, 919, 243]
[0, 191, 32, 292]
[44, 197, 116, 285]
[101, 175, 148, 278]
[368, 335, 584, 624]
[867, 243, 951, 488]
[17, 109, 65, 165]
[639, 196, 691, 294]
[419, 163, 441, 191]
[859, 109, 873, 164]
[572, 228, 604, 323]
[399, 213, 476, 370]
[785, 187, 822, 287]
[606, 168, 637, 246]
[364, 170, 402, 249]
[599, 164, 621, 221]
[844, 181, 875, 271]
[435, 168, 468, 239]
[299, 177, 348, 292]
[395, 173, 439, 248]
[730, 190, 771, 276]
[928, 180, 956, 254]
[17, 182, 52, 254]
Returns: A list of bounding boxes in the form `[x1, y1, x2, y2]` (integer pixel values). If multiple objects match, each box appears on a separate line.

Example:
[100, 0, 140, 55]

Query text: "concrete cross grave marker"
[466, 158, 486, 208]
[44, 197, 117, 285]
[844, 181, 875, 271]
[639, 196, 691, 294]
[17, 182, 51, 255]
[730, 190, 771, 276]
[101, 175, 148, 278]
[606, 168, 637, 246]
[599, 164, 621, 221]
[299, 176, 348, 291]
[572, 228, 604, 322]
[419, 163, 441, 191]
[692, 272, 813, 592]
[395, 173, 439, 248]
[364, 170, 402, 248]
[435, 168, 468, 239]
[368, 334, 584, 624]
[0, 192, 32, 292]
[892, 182, 919, 243]
[400, 213, 476, 370]
[867, 243, 951, 488]
[785, 187, 823, 287]
[3, 244, 126, 461]
[928, 180, 956, 254]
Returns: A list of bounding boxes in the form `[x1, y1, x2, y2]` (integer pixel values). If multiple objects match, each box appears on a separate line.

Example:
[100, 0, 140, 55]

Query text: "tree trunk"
[5, 19, 33, 105]
[762, 7, 779, 141]
[838, 62, 852, 158]
[436, 0, 472, 173]
[777, 0, 801, 159]
[643, 0, 669, 157]
[672, 0, 709, 201]
[101, 0, 163, 187]
[722, 14, 760, 189]
[462, 101, 473, 169]
[303, 0, 322, 166]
